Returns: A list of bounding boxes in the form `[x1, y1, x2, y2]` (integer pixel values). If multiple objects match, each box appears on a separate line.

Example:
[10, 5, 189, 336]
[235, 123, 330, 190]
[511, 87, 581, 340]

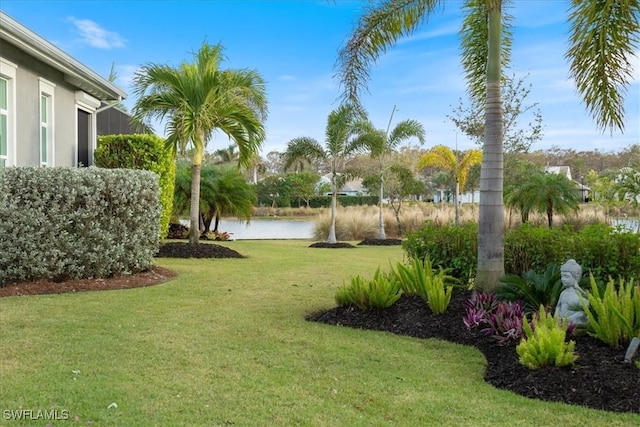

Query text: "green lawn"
[1, 240, 638, 426]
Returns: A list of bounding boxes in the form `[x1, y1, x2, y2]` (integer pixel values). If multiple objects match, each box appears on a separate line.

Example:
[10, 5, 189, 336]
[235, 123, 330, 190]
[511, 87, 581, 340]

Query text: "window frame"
[38, 78, 55, 167]
[0, 58, 17, 168]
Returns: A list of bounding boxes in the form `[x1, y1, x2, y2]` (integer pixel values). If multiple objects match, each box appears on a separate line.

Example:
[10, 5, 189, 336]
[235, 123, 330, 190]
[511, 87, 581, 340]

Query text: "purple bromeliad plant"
[464, 292, 530, 345]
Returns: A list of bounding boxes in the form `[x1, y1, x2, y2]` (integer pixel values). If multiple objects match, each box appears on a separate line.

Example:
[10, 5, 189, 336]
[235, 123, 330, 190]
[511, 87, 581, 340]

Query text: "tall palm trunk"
[328, 170, 338, 244]
[476, 4, 504, 291]
[454, 179, 460, 226]
[189, 142, 205, 246]
[377, 160, 386, 240]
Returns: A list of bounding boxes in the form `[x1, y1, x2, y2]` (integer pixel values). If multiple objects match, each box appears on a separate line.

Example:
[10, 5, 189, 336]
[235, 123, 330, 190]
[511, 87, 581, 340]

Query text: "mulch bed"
[0, 267, 176, 297]
[358, 238, 403, 246]
[155, 242, 245, 258]
[306, 290, 640, 415]
[309, 242, 356, 248]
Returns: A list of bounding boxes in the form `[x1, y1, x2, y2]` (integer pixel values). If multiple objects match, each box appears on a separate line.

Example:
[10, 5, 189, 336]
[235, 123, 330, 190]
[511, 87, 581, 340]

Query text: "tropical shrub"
[496, 264, 563, 313]
[404, 222, 640, 284]
[463, 292, 499, 330]
[581, 275, 640, 347]
[402, 221, 478, 285]
[0, 167, 160, 284]
[575, 223, 640, 282]
[335, 267, 401, 310]
[481, 301, 528, 345]
[463, 292, 527, 345]
[391, 257, 455, 314]
[516, 305, 578, 369]
[96, 134, 175, 239]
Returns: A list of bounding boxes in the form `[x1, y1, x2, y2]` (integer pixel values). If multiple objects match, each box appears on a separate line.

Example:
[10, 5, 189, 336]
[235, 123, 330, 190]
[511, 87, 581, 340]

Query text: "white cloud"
[278, 74, 296, 81]
[67, 17, 125, 49]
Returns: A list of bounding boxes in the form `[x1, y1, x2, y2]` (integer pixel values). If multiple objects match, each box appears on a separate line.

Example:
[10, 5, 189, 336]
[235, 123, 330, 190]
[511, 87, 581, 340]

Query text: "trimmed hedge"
[95, 134, 175, 239]
[0, 167, 160, 284]
[403, 222, 640, 286]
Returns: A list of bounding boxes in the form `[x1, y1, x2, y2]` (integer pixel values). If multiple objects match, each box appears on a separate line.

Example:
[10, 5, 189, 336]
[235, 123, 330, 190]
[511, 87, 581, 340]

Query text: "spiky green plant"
[581, 275, 640, 348]
[335, 267, 401, 311]
[391, 257, 455, 314]
[516, 305, 577, 370]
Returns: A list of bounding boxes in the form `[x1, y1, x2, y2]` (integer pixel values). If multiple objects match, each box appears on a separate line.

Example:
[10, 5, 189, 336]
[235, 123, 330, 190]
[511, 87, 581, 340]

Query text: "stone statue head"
[560, 259, 582, 286]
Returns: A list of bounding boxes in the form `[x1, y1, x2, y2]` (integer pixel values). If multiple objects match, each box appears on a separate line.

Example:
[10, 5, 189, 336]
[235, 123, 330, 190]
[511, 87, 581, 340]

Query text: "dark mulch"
[155, 242, 245, 258]
[306, 290, 640, 415]
[358, 238, 403, 246]
[309, 242, 356, 249]
[0, 267, 176, 297]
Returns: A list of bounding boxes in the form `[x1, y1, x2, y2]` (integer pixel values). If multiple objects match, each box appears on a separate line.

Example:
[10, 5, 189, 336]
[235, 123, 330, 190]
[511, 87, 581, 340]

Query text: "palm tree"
[358, 107, 425, 239]
[213, 144, 239, 165]
[418, 145, 482, 226]
[504, 159, 544, 226]
[336, 0, 638, 290]
[518, 172, 580, 228]
[132, 42, 267, 245]
[284, 104, 364, 243]
[173, 161, 255, 235]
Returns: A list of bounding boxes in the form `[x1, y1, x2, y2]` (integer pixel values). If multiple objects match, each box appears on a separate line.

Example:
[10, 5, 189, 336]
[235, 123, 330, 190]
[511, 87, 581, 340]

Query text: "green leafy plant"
[402, 221, 478, 285]
[335, 267, 401, 311]
[581, 275, 640, 348]
[96, 134, 175, 240]
[496, 264, 563, 313]
[391, 257, 455, 314]
[516, 305, 578, 369]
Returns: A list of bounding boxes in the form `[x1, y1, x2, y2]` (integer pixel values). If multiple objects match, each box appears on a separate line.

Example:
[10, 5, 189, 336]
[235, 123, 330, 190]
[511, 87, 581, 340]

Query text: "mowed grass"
[1, 240, 639, 426]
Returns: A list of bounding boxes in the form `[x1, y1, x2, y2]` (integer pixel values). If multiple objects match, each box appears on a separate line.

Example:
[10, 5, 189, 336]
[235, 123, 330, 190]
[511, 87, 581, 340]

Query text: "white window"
[39, 78, 55, 166]
[0, 58, 17, 168]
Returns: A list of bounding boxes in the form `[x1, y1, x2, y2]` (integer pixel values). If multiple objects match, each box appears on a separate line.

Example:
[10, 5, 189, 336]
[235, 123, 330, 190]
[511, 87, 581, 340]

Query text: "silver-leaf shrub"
[0, 167, 160, 284]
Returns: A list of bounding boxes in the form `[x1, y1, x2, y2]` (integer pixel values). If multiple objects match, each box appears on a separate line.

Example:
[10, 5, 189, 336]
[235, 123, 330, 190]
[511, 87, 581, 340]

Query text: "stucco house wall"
[0, 12, 125, 168]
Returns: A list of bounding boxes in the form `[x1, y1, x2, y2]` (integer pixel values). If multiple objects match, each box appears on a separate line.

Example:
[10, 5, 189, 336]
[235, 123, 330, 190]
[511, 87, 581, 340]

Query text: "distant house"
[545, 165, 573, 180]
[546, 165, 590, 202]
[0, 12, 126, 168]
[318, 173, 368, 196]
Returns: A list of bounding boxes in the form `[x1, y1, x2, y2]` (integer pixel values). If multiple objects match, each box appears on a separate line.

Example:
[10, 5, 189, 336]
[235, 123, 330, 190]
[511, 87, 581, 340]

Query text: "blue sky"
[3, 0, 638, 155]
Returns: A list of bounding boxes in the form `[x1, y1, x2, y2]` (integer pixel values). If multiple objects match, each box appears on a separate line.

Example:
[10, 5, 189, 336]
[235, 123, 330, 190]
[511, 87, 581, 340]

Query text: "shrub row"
[403, 222, 640, 285]
[95, 134, 175, 239]
[0, 167, 160, 284]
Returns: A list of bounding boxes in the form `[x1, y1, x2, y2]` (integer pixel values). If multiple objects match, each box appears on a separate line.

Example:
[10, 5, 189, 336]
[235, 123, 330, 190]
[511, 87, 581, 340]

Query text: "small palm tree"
[357, 110, 425, 239]
[173, 161, 255, 235]
[518, 172, 580, 228]
[132, 42, 267, 245]
[418, 145, 482, 226]
[284, 105, 365, 243]
[213, 144, 239, 165]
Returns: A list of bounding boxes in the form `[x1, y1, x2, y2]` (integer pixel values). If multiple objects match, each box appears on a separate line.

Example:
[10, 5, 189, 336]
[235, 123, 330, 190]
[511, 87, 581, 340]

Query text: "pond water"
[610, 218, 640, 233]
[213, 218, 316, 240]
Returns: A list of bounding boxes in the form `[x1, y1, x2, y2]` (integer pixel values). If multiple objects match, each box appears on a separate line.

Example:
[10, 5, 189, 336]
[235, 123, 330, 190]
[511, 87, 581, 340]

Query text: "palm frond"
[567, 0, 640, 132]
[336, 0, 443, 106]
